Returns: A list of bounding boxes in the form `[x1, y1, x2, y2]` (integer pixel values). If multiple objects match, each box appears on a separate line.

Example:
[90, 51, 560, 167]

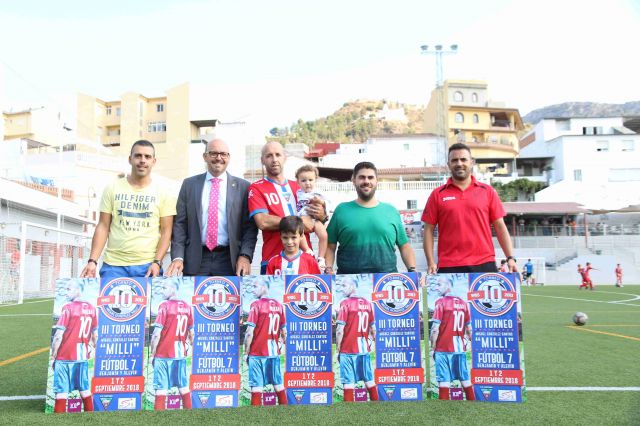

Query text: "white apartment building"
[519, 117, 640, 209]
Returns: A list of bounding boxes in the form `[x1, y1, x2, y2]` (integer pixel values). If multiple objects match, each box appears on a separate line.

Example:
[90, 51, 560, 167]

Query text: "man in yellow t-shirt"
[80, 140, 176, 280]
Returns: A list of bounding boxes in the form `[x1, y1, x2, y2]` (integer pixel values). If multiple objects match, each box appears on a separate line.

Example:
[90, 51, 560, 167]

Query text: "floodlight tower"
[420, 44, 458, 166]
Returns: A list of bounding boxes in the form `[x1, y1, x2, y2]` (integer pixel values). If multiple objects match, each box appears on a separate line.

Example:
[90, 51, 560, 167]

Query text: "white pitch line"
[523, 293, 640, 307]
[528, 387, 640, 391]
[0, 395, 45, 401]
[0, 299, 53, 309]
[0, 313, 51, 317]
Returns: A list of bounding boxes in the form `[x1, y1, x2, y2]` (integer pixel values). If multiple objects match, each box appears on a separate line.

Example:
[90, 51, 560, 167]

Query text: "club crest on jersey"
[192, 277, 240, 320]
[284, 275, 332, 319]
[98, 278, 146, 321]
[468, 273, 517, 317]
[372, 273, 419, 316]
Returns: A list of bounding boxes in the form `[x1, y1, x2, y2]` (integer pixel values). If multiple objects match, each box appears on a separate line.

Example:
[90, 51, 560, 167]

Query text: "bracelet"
[238, 253, 252, 262]
[407, 267, 416, 272]
[87, 259, 98, 266]
[506, 256, 515, 261]
[152, 259, 162, 267]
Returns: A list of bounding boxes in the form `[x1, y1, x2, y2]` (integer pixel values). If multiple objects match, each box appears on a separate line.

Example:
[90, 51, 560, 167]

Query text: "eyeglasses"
[206, 151, 230, 158]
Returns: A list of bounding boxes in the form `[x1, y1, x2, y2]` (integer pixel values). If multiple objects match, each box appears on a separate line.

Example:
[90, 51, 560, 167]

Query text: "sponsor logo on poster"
[498, 389, 517, 401]
[284, 275, 331, 319]
[98, 278, 146, 322]
[400, 388, 418, 399]
[215, 395, 233, 407]
[263, 392, 277, 406]
[293, 391, 305, 403]
[372, 274, 419, 316]
[99, 396, 113, 410]
[450, 388, 464, 400]
[197, 393, 210, 407]
[117, 397, 136, 410]
[468, 274, 516, 317]
[68, 399, 82, 413]
[193, 277, 240, 321]
[481, 387, 493, 400]
[310, 392, 327, 404]
[383, 386, 396, 399]
[354, 389, 368, 402]
[167, 395, 181, 409]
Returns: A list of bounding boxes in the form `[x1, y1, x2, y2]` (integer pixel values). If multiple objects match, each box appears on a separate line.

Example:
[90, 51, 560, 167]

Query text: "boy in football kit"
[615, 264, 623, 287]
[244, 277, 288, 405]
[335, 276, 379, 402]
[266, 216, 321, 276]
[295, 165, 328, 271]
[149, 278, 194, 410]
[50, 280, 98, 413]
[430, 276, 475, 401]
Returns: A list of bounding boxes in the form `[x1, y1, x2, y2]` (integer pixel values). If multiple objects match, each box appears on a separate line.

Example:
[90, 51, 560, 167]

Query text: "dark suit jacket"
[171, 172, 258, 275]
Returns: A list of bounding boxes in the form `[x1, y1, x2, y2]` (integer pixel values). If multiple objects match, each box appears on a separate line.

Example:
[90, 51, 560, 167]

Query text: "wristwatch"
[152, 259, 162, 267]
[407, 267, 416, 272]
[87, 258, 98, 266]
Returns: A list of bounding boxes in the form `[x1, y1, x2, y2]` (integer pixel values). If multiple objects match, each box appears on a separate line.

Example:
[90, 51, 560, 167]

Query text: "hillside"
[268, 100, 426, 146]
[523, 101, 640, 124]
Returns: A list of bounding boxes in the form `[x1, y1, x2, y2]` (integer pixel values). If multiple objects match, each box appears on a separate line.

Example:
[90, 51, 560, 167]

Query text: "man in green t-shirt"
[80, 140, 176, 280]
[325, 162, 416, 275]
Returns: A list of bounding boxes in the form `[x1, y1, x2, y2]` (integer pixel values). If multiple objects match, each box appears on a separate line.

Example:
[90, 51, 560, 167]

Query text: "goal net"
[520, 256, 546, 286]
[0, 221, 92, 304]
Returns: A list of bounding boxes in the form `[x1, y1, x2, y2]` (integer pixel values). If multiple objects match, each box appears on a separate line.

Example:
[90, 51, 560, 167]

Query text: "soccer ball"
[573, 312, 588, 326]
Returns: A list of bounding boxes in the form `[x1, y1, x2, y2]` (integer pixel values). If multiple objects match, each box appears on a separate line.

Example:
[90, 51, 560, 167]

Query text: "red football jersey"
[248, 178, 310, 263]
[154, 299, 194, 359]
[336, 297, 374, 354]
[615, 267, 622, 276]
[55, 300, 97, 361]
[582, 265, 593, 279]
[266, 251, 320, 276]
[432, 296, 470, 353]
[246, 297, 286, 357]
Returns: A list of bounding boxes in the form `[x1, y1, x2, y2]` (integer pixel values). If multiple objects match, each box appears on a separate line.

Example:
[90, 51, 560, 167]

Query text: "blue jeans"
[99, 262, 157, 280]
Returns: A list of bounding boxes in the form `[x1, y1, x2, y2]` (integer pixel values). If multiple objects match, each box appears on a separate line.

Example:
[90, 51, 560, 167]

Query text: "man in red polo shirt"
[422, 143, 514, 274]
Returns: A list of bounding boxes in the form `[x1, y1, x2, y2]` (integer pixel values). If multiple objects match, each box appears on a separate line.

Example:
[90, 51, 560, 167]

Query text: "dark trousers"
[196, 246, 235, 276]
[437, 261, 498, 274]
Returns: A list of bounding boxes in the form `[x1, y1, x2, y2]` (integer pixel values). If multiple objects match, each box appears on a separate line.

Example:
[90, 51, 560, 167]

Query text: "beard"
[356, 185, 376, 201]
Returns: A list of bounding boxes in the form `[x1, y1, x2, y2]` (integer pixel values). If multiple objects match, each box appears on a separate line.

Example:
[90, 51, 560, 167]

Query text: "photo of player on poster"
[425, 274, 475, 401]
[46, 278, 99, 413]
[240, 275, 287, 406]
[146, 277, 194, 410]
[332, 274, 378, 402]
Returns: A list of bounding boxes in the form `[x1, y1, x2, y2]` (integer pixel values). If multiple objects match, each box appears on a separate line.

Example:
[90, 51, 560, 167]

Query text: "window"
[455, 112, 464, 123]
[473, 114, 479, 123]
[573, 169, 582, 181]
[156, 104, 164, 112]
[453, 91, 464, 102]
[407, 200, 417, 209]
[555, 119, 570, 131]
[471, 92, 478, 103]
[147, 121, 167, 132]
[403, 143, 410, 151]
[116, 107, 121, 117]
[621, 140, 635, 152]
[596, 140, 609, 152]
[106, 106, 112, 115]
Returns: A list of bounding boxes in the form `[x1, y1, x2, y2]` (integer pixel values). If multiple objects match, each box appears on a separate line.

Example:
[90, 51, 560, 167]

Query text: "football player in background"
[335, 276, 379, 402]
[430, 275, 475, 401]
[244, 277, 288, 405]
[615, 264, 623, 287]
[50, 279, 98, 413]
[150, 278, 194, 410]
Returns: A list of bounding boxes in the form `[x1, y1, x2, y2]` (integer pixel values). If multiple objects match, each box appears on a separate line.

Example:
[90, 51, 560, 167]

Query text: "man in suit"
[166, 139, 258, 277]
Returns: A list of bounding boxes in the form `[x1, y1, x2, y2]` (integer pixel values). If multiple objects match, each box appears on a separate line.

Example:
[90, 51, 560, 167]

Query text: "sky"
[1, 0, 639, 136]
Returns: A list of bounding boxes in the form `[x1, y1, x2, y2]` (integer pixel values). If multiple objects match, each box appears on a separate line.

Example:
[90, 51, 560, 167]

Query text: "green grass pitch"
[1, 285, 639, 424]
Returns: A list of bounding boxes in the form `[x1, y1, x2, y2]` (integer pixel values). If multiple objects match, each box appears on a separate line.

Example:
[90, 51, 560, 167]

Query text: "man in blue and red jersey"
[429, 275, 474, 401]
[149, 278, 194, 410]
[249, 141, 327, 274]
[244, 277, 288, 405]
[50, 279, 98, 413]
[335, 276, 379, 402]
[422, 143, 514, 274]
